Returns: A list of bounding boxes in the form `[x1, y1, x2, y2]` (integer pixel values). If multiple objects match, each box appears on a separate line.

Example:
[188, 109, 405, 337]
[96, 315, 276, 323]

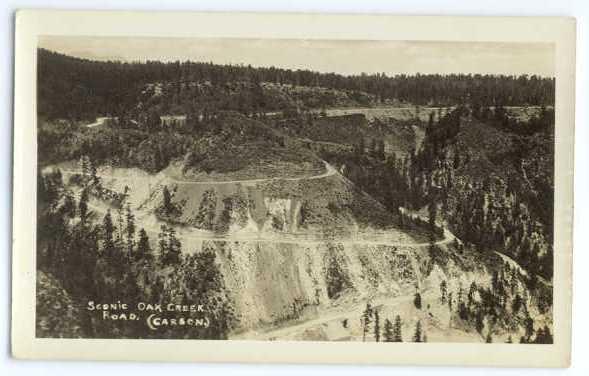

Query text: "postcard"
[12, 10, 575, 366]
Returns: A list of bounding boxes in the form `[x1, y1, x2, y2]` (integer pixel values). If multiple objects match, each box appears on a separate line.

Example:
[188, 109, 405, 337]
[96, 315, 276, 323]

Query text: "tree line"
[38, 48, 554, 121]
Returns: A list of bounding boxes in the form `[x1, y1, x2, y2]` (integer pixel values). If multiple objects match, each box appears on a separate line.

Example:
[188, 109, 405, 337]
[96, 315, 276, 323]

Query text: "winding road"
[59, 160, 336, 186]
[61, 159, 454, 249]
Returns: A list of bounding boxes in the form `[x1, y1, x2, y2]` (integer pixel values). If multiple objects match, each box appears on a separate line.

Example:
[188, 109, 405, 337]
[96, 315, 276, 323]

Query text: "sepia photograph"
[34, 35, 558, 343]
[11, 11, 575, 366]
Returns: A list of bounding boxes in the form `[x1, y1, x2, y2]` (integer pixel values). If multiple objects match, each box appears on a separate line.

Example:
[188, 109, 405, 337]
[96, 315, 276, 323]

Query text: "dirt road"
[60, 160, 336, 186]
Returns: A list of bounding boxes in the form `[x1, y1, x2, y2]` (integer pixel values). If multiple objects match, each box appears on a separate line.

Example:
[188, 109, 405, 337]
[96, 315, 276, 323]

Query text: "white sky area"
[39, 36, 555, 77]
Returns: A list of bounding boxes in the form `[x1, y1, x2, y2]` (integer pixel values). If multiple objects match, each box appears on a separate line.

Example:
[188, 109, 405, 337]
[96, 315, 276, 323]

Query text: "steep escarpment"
[215, 238, 549, 342]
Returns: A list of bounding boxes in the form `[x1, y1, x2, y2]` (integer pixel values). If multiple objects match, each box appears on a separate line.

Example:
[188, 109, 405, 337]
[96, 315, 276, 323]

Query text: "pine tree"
[115, 208, 124, 250]
[524, 316, 535, 342]
[374, 309, 381, 342]
[383, 318, 394, 342]
[414, 292, 422, 309]
[533, 325, 553, 344]
[136, 228, 152, 262]
[362, 303, 373, 342]
[80, 155, 90, 179]
[468, 281, 477, 306]
[475, 311, 485, 334]
[90, 164, 100, 187]
[194, 189, 217, 230]
[125, 203, 136, 256]
[78, 188, 89, 222]
[158, 224, 168, 264]
[166, 226, 182, 265]
[162, 185, 173, 215]
[440, 280, 448, 304]
[413, 320, 422, 343]
[102, 209, 115, 258]
[393, 315, 403, 342]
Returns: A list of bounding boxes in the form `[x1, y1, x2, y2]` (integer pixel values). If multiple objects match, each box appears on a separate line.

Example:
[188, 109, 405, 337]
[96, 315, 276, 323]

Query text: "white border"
[11, 10, 576, 367]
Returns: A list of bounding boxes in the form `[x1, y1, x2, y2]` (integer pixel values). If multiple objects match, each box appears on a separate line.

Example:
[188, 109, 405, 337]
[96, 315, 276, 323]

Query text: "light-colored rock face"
[163, 183, 305, 236]
[209, 239, 487, 336]
[260, 197, 301, 233]
[106, 169, 406, 241]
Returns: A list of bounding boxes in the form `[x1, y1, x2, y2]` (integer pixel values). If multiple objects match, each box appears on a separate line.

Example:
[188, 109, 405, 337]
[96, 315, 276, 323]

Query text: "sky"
[38, 36, 555, 77]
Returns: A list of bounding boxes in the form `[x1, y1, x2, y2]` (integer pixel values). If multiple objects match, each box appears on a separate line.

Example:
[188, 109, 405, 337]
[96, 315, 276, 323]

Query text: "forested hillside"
[38, 48, 554, 121]
[322, 106, 556, 284]
[36, 48, 555, 342]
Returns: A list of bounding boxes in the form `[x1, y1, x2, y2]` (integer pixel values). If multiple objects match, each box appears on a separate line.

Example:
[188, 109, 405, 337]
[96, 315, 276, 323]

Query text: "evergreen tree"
[413, 320, 423, 343]
[194, 189, 217, 230]
[512, 294, 523, 314]
[90, 164, 100, 187]
[393, 315, 403, 342]
[162, 185, 173, 215]
[78, 188, 89, 222]
[136, 228, 152, 262]
[166, 226, 182, 265]
[374, 309, 381, 342]
[115, 208, 125, 250]
[158, 224, 168, 263]
[468, 281, 477, 306]
[414, 292, 422, 309]
[158, 224, 182, 266]
[534, 325, 553, 344]
[524, 316, 535, 342]
[458, 301, 469, 320]
[79, 155, 91, 179]
[383, 318, 394, 342]
[125, 203, 136, 256]
[102, 209, 115, 258]
[362, 303, 373, 342]
[475, 311, 485, 334]
[440, 280, 448, 304]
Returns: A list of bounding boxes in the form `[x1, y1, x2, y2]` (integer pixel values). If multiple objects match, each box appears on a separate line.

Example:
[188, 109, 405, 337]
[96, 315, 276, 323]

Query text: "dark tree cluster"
[361, 303, 428, 343]
[442, 260, 553, 344]
[473, 104, 555, 136]
[407, 107, 554, 282]
[36, 169, 235, 339]
[38, 48, 554, 122]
